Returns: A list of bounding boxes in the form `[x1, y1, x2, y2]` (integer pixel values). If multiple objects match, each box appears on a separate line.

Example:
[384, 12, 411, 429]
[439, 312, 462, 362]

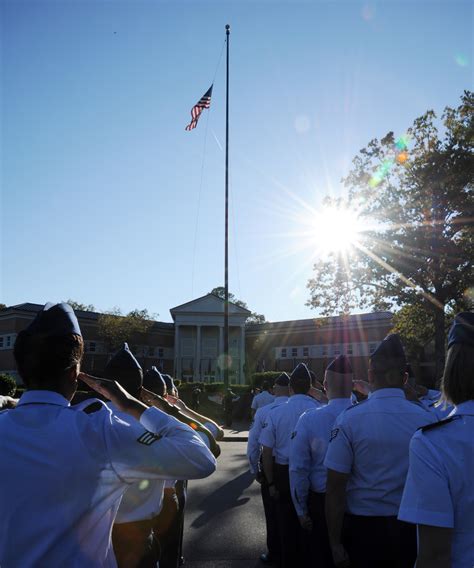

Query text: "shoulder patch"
[420, 416, 457, 433]
[329, 428, 339, 442]
[291, 431, 297, 439]
[82, 401, 104, 414]
[137, 431, 162, 446]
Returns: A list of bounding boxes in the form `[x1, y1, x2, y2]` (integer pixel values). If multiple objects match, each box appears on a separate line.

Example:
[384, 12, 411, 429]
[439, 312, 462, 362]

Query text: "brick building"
[0, 297, 394, 385]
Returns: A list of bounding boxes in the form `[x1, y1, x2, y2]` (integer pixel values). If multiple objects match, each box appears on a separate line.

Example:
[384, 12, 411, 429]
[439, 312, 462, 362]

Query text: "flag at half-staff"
[185, 85, 213, 131]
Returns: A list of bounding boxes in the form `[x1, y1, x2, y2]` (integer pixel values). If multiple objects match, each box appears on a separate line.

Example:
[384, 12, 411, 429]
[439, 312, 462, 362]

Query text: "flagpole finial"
[225, 24, 230, 34]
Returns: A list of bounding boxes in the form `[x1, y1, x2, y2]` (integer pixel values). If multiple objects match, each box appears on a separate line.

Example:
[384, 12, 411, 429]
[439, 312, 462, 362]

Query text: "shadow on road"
[191, 470, 255, 529]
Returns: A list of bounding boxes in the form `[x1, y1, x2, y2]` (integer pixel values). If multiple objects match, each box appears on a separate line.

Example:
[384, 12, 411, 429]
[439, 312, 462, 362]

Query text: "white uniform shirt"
[247, 396, 288, 474]
[419, 389, 453, 420]
[251, 390, 275, 412]
[0, 390, 216, 568]
[324, 388, 435, 516]
[260, 394, 323, 465]
[398, 400, 474, 568]
[289, 397, 352, 516]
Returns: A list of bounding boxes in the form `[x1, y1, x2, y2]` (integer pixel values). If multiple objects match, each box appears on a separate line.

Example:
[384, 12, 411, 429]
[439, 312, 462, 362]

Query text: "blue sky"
[1, 0, 472, 322]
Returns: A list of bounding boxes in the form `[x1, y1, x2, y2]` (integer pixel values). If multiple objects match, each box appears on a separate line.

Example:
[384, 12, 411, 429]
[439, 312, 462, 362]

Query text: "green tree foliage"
[65, 300, 96, 312]
[0, 374, 17, 396]
[98, 308, 155, 352]
[307, 91, 474, 378]
[0, 304, 6, 310]
[210, 287, 266, 324]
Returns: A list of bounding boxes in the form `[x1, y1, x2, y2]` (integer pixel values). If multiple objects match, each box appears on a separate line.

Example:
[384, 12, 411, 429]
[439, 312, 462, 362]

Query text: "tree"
[307, 91, 474, 379]
[98, 308, 156, 352]
[0, 304, 6, 311]
[210, 287, 266, 324]
[0, 374, 17, 396]
[65, 300, 96, 312]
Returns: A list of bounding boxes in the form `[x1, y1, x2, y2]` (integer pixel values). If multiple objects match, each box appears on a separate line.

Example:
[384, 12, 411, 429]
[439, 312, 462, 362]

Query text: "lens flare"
[311, 207, 364, 253]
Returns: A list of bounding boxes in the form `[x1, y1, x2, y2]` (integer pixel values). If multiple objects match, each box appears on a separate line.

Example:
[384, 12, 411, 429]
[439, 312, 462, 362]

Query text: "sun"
[310, 206, 364, 253]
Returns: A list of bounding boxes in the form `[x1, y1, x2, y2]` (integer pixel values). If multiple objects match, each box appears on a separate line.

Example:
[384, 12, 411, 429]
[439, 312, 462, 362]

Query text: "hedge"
[251, 372, 282, 388]
[0, 374, 17, 397]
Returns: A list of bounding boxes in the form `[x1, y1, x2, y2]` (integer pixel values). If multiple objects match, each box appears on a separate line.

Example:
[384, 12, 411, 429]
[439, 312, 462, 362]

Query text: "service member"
[398, 312, 474, 568]
[324, 333, 436, 568]
[0, 303, 216, 567]
[247, 372, 290, 565]
[260, 363, 323, 568]
[251, 380, 275, 417]
[289, 355, 354, 568]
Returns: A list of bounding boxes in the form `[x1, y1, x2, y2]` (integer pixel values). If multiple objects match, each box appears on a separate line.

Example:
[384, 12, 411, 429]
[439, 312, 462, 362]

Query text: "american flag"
[185, 85, 213, 131]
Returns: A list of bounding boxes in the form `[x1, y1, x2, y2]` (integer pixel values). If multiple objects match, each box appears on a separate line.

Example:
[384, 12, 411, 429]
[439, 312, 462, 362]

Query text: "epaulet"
[82, 401, 104, 414]
[420, 416, 457, 433]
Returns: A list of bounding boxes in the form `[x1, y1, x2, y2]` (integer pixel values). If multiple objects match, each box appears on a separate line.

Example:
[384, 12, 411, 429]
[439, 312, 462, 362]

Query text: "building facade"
[0, 296, 395, 385]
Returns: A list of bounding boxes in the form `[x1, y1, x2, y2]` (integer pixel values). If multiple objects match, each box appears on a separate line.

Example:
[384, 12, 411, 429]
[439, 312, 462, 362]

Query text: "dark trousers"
[343, 514, 417, 568]
[112, 519, 160, 568]
[154, 482, 186, 568]
[261, 481, 281, 560]
[308, 492, 335, 568]
[273, 463, 307, 568]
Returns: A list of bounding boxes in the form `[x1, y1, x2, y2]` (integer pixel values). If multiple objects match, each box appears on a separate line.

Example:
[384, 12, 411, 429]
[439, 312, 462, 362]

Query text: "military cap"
[143, 366, 166, 397]
[104, 343, 142, 393]
[162, 374, 176, 392]
[273, 372, 290, 387]
[448, 312, 474, 348]
[370, 333, 406, 370]
[25, 302, 82, 337]
[326, 354, 353, 374]
[290, 362, 312, 389]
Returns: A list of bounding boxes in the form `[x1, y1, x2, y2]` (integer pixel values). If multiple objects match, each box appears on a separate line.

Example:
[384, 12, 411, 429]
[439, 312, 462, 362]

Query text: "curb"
[222, 436, 248, 442]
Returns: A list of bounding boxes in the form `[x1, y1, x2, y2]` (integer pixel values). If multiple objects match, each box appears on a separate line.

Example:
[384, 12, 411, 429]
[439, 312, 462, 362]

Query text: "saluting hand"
[79, 373, 148, 421]
[0, 395, 18, 410]
[166, 394, 187, 412]
[139, 387, 171, 412]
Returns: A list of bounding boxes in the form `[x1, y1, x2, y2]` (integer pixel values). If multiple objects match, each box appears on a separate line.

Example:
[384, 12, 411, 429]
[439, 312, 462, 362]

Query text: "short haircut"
[14, 331, 84, 389]
[262, 381, 270, 391]
[442, 343, 474, 405]
[290, 376, 310, 395]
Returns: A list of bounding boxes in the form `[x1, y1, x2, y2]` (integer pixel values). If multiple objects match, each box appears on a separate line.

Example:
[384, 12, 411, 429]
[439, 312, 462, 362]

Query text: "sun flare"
[310, 206, 364, 253]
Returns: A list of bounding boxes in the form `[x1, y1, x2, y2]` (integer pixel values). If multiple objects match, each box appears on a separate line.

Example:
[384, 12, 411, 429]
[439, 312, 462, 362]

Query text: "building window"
[291, 347, 298, 358]
[6, 336, 11, 348]
[322, 346, 327, 356]
[334, 347, 341, 356]
[347, 344, 353, 355]
[88, 342, 96, 353]
[158, 348, 164, 358]
[0, 337, 3, 349]
[303, 347, 309, 357]
[281, 348, 287, 358]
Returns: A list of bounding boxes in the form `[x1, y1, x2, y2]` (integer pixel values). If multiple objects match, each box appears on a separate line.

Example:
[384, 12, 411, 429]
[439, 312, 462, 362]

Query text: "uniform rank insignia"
[330, 428, 339, 442]
[291, 431, 297, 439]
[137, 431, 162, 446]
[262, 422, 267, 429]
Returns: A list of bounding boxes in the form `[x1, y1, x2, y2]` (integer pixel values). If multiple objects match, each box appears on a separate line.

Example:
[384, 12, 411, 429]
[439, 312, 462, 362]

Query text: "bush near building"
[0, 374, 17, 397]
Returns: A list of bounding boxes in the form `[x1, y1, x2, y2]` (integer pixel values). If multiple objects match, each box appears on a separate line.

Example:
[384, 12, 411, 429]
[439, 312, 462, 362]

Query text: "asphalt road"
[183, 441, 267, 568]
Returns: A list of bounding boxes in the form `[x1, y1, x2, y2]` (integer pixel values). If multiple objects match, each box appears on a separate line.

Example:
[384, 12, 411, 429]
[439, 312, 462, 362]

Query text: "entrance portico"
[170, 294, 250, 384]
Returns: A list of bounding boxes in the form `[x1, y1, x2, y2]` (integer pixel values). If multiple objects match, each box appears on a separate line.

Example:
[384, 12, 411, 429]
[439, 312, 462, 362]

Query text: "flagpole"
[224, 24, 230, 389]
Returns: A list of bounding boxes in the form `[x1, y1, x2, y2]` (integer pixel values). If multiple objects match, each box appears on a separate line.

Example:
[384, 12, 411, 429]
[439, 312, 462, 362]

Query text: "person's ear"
[402, 371, 409, 386]
[67, 363, 80, 384]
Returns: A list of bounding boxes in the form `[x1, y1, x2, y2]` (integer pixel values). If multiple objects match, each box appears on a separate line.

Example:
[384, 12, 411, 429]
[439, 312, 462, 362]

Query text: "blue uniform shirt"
[399, 400, 474, 568]
[247, 396, 288, 474]
[419, 389, 453, 420]
[324, 388, 436, 516]
[251, 390, 275, 411]
[0, 390, 215, 568]
[290, 397, 353, 516]
[260, 394, 323, 465]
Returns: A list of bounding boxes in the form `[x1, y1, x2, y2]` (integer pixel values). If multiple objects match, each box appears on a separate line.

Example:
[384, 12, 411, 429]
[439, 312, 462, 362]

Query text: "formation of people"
[0, 302, 472, 567]
[0, 302, 223, 567]
[247, 312, 474, 568]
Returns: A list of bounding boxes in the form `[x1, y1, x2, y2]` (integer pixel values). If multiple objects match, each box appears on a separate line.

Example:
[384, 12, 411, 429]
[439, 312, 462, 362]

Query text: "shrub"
[0, 374, 17, 397]
[251, 372, 282, 388]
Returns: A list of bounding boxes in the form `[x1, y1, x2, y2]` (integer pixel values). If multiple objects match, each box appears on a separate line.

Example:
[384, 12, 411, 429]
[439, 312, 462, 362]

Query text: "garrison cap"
[273, 372, 290, 387]
[290, 363, 312, 389]
[326, 355, 353, 374]
[370, 333, 406, 370]
[448, 312, 474, 348]
[25, 302, 82, 337]
[143, 366, 166, 396]
[104, 343, 142, 393]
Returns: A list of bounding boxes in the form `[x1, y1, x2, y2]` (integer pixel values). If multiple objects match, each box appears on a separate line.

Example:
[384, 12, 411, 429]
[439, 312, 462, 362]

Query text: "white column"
[219, 326, 224, 381]
[196, 325, 201, 381]
[174, 324, 181, 379]
[240, 325, 245, 384]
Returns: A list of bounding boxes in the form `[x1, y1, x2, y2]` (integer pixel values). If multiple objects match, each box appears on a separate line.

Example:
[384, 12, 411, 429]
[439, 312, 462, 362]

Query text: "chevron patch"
[137, 431, 162, 446]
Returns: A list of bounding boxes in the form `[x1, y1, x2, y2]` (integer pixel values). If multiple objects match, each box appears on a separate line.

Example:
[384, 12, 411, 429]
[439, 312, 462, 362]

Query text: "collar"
[452, 400, 474, 416]
[17, 390, 70, 408]
[289, 394, 313, 403]
[273, 396, 289, 405]
[328, 397, 353, 406]
[369, 388, 405, 400]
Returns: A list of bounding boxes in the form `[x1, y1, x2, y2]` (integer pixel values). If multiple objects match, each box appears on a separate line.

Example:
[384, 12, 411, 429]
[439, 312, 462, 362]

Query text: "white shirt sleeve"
[102, 406, 216, 483]
[259, 412, 276, 449]
[289, 414, 311, 516]
[324, 419, 353, 474]
[247, 412, 264, 474]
